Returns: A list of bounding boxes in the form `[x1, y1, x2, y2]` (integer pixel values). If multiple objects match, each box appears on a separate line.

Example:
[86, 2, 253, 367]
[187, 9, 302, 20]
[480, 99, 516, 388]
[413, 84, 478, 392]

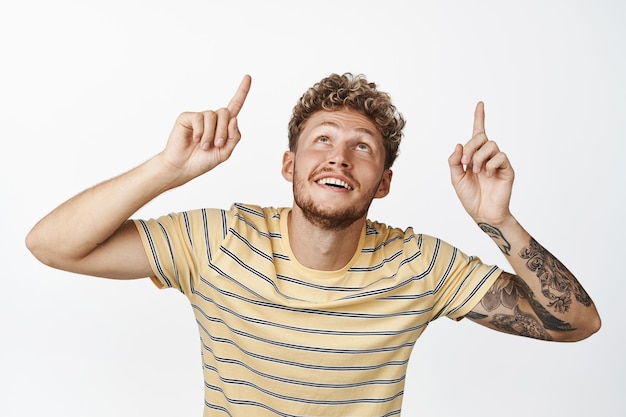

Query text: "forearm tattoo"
[476, 225, 593, 338]
[476, 273, 572, 340]
[478, 222, 511, 255]
[519, 237, 593, 311]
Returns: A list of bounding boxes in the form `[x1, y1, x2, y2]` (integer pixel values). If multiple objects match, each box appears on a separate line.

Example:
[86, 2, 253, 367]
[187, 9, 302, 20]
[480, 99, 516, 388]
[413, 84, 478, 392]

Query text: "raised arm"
[26, 75, 252, 279]
[448, 102, 600, 342]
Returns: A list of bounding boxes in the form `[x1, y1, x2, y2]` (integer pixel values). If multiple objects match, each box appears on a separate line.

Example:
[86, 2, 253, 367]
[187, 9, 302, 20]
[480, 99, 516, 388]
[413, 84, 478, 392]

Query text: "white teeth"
[317, 177, 352, 190]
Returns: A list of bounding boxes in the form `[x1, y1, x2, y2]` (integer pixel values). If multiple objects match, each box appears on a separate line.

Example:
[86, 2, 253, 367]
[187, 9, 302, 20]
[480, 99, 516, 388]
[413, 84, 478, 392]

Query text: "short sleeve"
[133, 209, 225, 294]
[418, 234, 502, 321]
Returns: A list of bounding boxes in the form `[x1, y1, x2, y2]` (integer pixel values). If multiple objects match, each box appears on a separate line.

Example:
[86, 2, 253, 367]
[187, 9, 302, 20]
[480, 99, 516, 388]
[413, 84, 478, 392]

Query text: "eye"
[316, 136, 330, 144]
[356, 143, 371, 152]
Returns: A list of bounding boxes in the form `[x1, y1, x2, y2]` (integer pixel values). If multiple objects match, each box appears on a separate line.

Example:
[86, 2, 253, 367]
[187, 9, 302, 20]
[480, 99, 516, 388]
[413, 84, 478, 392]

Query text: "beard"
[292, 165, 381, 231]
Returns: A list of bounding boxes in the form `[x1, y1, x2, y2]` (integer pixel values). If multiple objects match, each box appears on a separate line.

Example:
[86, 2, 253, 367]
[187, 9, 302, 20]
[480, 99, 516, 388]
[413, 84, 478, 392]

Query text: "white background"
[1, 1, 624, 416]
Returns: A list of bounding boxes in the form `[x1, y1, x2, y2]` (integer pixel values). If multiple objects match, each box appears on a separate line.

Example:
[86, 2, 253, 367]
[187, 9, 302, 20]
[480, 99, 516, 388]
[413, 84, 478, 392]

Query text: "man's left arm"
[467, 218, 600, 341]
[448, 102, 601, 342]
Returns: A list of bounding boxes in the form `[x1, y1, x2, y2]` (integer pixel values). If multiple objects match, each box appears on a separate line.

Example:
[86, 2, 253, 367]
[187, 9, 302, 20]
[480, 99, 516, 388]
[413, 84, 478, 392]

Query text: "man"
[26, 73, 600, 416]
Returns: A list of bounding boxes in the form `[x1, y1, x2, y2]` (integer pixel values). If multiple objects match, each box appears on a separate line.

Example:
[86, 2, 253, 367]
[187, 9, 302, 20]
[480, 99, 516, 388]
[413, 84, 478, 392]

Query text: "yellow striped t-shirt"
[134, 203, 501, 417]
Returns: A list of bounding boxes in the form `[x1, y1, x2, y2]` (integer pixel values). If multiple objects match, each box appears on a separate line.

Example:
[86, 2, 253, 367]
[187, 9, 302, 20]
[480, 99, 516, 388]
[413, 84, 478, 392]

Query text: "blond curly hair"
[288, 73, 406, 169]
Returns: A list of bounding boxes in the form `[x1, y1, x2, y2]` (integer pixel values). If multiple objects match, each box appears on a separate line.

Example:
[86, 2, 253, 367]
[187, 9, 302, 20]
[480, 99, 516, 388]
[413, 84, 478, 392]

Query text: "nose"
[327, 143, 351, 168]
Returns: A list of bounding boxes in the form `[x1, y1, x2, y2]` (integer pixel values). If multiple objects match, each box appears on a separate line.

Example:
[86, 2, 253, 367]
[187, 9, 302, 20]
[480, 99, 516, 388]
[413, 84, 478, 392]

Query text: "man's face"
[282, 108, 392, 230]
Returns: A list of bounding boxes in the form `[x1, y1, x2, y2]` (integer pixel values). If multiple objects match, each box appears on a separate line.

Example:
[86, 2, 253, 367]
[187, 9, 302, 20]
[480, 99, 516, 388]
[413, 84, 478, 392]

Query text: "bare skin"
[26, 79, 600, 341]
[281, 108, 392, 271]
[25, 76, 252, 279]
[449, 103, 600, 341]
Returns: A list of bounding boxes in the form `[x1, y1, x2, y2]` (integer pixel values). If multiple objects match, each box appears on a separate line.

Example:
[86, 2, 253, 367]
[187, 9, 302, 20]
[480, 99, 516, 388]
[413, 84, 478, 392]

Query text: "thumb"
[219, 117, 242, 158]
[448, 143, 466, 184]
[228, 117, 240, 141]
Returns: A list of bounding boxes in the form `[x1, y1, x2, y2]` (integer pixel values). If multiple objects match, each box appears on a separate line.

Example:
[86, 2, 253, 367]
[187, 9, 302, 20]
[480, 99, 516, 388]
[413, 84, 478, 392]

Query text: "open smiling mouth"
[316, 178, 353, 190]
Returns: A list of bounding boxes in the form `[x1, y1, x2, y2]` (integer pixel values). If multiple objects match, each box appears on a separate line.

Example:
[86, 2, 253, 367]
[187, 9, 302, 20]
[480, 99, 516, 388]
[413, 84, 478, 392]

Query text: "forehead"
[302, 108, 381, 138]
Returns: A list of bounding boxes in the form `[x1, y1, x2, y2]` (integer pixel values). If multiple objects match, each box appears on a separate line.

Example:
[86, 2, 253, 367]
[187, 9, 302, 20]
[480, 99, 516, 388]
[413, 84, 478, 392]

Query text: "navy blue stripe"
[191, 289, 428, 337]
[204, 377, 404, 406]
[191, 303, 415, 355]
[230, 228, 273, 263]
[220, 209, 228, 239]
[201, 209, 212, 262]
[136, 220, 172, 288]
[202, 348, 406, 389]
[448, 266, 501, 316]
[198, 273, 431, 319]
[360, 233, 405, 253]
[159, 218, 183, 291]
[196, 323, 409, 372]
[218, 246, 301, 301]
[348, 250, 403, 272]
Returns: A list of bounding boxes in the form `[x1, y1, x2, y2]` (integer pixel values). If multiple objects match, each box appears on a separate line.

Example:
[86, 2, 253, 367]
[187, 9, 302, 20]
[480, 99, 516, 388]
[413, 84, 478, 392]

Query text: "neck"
[287, 206, 365, 271]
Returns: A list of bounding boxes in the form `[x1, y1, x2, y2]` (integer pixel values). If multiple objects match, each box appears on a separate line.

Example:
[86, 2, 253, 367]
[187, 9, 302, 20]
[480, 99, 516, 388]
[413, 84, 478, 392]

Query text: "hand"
[448, 101, 515, 225]
[159, 75, 252, 187]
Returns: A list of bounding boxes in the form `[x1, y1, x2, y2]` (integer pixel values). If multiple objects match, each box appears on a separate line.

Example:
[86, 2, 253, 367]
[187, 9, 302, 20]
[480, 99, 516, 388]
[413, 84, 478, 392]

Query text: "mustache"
[308, 167, 357, 184]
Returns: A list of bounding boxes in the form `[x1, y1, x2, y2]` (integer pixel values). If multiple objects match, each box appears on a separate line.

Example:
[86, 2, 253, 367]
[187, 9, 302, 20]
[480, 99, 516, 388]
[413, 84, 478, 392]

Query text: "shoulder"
[219, 203, 289, 239]
[363, 219, 423, 260]
[225, 203, 285, 224]
[363, 220, 468, 265]
[365, 219, 441, 250]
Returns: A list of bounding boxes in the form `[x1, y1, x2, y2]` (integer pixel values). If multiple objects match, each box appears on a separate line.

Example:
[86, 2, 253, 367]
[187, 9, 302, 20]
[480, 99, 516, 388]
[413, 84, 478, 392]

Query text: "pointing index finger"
[473, 101, 485, 136]
[226, 74, 252, 117]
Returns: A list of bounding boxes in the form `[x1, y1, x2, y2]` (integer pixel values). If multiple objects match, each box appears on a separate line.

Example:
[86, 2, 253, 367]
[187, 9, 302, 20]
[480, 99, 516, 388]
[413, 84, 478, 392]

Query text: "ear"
[374, 169, 392, 199]
[281, 151, 295, 182]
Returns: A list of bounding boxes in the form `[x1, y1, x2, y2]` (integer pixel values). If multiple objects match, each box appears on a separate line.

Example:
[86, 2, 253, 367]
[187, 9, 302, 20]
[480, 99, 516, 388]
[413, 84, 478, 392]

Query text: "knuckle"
[216, 107, 231, 118]
[486, 140, 499, 152]
[178, 111, 194, 121]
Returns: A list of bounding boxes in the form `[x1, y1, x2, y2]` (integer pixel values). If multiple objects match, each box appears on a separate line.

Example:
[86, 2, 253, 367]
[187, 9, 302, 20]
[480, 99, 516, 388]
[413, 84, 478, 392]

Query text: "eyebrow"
[313, 121, 377, 138]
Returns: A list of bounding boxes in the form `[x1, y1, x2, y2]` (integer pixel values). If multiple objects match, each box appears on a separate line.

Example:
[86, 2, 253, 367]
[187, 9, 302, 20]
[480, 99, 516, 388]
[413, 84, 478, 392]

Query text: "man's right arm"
[25, 75, 252, 280]
[26, 157, 177, 279]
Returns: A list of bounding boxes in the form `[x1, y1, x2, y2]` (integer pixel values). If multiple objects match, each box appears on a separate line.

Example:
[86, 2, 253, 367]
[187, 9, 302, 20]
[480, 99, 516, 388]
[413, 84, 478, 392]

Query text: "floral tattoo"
[472, 225, 593, 338]
[471, 272, 573, 340]
[519, 237, 593, 312]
